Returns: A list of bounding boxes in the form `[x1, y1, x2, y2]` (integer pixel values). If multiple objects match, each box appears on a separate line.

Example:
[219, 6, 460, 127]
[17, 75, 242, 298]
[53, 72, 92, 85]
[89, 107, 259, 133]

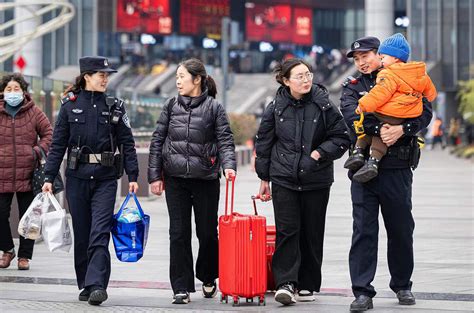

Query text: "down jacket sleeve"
[215, 102, 237, 171]
[315, 102, 351, 161]
[33, 106, 53, 158]
[147, 98, 173, 183]
[255, 101, 276, 181]
[358, 72, 397, 113]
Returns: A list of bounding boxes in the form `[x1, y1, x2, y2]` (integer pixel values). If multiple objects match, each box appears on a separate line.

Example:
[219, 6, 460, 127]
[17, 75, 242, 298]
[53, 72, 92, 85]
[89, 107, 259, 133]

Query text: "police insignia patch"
[122, 112, 131, 128]
[353, 41, 360, 49]
[104, 59, 108, 66]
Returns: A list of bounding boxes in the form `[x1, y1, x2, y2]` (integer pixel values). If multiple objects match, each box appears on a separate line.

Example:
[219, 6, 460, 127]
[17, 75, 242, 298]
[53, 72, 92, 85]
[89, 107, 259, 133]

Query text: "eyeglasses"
[290, 72, 313, 82]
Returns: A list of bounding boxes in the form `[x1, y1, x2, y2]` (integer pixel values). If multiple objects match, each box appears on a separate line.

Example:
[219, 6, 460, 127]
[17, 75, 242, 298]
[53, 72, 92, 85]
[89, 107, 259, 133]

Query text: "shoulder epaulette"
[341, 75, 359, 87]
[60, 92, 77, 105]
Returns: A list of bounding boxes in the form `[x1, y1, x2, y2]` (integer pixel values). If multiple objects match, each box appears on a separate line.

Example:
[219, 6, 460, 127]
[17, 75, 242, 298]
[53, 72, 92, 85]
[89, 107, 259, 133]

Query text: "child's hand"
[355, 106, 362, 114]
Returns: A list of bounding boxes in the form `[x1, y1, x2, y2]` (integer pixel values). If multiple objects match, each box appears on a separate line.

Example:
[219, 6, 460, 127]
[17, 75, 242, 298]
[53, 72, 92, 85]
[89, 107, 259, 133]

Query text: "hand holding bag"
[41, 192, 73, 252]
[32, 146, 64, 195]
[112, 193, 150, 262]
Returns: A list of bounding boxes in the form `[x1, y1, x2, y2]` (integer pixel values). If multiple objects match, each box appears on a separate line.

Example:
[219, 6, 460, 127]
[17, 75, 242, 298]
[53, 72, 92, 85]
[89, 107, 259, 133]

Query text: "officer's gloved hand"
[42, 182, 53, 193]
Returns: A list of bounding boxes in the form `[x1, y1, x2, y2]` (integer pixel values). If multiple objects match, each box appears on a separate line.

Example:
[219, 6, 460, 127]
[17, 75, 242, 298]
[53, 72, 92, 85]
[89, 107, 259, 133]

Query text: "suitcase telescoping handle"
[224, 176, 236, 216]
[251, 195, 260, 216]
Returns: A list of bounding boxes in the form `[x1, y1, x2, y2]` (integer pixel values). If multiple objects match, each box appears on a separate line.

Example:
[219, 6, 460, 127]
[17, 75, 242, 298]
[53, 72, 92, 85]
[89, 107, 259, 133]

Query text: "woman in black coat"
[255, 58, 350, 305]
[148, 58, 236, 305]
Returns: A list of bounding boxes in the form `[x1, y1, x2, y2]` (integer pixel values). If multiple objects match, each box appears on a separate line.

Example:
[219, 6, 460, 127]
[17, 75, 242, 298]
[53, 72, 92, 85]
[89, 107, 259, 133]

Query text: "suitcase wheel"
[258, 295, 266, 306]
[219, 293, 228, 303]
[232, 296, 240, 306]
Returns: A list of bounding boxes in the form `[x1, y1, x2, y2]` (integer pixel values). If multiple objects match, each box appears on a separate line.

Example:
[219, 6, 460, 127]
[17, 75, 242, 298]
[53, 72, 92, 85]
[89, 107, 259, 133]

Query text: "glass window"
[457, 0, 470, 81]
[426, 0, 440, 61]
[409, 0, 423, 60]
[442, 0, 455, 88]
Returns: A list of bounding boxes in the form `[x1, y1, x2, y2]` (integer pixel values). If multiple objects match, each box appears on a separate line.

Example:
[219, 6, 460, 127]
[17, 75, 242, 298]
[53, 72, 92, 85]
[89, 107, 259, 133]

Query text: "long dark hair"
[0, 73, 29, 93]
[178, 58, 217, 98]
[274, 58, 313, 86]
[64, 71, 96, 95]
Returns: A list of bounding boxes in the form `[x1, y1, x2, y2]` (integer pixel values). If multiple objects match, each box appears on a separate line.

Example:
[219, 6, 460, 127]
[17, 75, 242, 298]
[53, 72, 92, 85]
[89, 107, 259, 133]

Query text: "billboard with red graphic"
[246, 4, 313, 45]
[180, 0, 230, 37]
[117, 0, 172, 34]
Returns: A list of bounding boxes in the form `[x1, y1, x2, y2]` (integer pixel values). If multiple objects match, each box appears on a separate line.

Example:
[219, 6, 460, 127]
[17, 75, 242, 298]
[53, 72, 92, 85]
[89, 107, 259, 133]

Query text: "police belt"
[79, 153, 103, 164]
[385, 145, 411, 160]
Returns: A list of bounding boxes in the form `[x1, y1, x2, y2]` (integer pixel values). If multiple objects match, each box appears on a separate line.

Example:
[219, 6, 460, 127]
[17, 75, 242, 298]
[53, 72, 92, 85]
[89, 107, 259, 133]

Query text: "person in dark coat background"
[255, 58, 350, 305]
[148, 58, 236, 305]
[43, 56, 139, 306]
[0, 73, 52, 271]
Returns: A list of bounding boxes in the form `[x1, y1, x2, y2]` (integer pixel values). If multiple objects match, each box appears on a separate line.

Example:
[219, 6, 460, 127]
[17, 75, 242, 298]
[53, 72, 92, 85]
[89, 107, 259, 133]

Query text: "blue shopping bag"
[111, 193, 150, 262]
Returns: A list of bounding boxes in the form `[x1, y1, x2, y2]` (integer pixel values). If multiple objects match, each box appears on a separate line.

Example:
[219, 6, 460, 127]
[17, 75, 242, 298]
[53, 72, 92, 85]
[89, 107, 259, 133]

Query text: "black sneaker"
[173, 290, 190, 304]
[296, 289, 315, 302]
[87, 287, 108, 306]
[350, 295, 373, 311]
[397, 290, 416, 305]
[352, 157, 379, 183]
[78, 288, 90, 301]
[275, 282, 296, 305]
[202, 280, 217, 298]
[344, 147, 366, 171]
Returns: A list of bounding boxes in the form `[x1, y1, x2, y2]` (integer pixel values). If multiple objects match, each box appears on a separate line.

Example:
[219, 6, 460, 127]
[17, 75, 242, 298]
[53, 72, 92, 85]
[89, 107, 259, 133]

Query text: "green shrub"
[228, 113, 258, 145]
[458, 80, 474, 124]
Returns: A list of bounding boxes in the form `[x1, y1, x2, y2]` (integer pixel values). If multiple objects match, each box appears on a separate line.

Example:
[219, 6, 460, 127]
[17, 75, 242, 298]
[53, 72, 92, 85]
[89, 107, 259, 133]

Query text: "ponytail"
[63, 71, 95, 95]
[205, 75, 217, 98]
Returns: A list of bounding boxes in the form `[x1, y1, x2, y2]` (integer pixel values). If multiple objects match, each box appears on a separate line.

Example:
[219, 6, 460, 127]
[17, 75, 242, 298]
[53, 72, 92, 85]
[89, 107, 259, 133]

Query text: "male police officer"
[43, 56, 139, 305]
[340, 37, 433, 311]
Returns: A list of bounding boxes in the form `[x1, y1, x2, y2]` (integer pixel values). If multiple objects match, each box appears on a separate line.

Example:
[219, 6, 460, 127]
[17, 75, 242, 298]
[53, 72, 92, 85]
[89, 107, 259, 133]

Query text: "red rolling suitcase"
[218, 178, 267, 306]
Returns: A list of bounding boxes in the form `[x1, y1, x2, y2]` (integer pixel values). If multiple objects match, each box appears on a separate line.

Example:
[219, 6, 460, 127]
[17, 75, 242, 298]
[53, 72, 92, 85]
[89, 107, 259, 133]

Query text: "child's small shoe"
[353, 157, 379, 183]
[344, 147, 365, 171]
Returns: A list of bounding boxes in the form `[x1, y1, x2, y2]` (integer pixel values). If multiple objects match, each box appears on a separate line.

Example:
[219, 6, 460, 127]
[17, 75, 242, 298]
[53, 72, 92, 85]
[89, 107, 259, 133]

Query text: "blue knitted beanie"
[378, 33, 411, 62]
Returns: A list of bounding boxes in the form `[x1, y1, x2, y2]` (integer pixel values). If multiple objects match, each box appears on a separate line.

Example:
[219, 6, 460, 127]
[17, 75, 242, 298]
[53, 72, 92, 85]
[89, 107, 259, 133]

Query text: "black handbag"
[32, 147, 64, 195]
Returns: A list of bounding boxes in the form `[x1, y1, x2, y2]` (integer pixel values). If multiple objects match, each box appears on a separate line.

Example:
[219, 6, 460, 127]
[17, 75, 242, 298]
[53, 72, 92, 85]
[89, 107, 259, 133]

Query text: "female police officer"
[42, 56, 139, 306]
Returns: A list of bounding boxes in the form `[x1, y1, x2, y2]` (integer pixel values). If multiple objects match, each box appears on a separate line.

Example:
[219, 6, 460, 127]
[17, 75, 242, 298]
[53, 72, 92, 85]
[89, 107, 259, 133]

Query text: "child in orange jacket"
[344, 33, 437, 183]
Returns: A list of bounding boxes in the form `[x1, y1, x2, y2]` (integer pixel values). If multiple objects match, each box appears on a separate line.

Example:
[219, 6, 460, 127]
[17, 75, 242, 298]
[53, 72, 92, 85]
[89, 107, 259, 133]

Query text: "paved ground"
[0, 149, 472, 312]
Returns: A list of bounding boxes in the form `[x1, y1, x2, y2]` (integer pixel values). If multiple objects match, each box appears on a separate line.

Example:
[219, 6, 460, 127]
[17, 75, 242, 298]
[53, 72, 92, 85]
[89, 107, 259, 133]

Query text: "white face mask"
[4, 92, 24, 107]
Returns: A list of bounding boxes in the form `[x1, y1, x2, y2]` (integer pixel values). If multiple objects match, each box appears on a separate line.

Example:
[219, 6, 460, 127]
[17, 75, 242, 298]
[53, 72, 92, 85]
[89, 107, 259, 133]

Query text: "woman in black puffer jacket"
[148, 58, 236, 304]
[255, 58, 350, 305]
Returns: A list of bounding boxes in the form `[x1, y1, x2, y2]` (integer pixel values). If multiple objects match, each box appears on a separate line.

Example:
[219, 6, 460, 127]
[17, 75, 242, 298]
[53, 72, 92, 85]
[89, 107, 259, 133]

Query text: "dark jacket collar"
[177, 89, 209, 109]
[79, 89, 105, 101]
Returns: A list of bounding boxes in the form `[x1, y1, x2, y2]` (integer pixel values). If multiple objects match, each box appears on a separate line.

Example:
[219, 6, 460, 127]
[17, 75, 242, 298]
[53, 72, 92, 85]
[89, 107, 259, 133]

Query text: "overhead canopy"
[47, 65, 79, 83]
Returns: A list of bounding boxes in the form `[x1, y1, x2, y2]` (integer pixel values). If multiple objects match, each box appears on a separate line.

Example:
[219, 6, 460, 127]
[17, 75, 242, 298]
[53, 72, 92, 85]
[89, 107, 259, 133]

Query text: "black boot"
[344, 147, 366, 171]
[397, 290, 416, 305]
[350, 295, 373, 311]
[88, 287, 108, 306]
[353, 157, 379, 183]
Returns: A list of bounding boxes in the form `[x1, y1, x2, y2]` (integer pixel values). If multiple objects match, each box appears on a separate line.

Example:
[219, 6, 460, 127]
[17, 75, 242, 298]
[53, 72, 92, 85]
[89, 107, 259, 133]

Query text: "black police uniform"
[44, 57, 139, 292]
[340, 39, 433, 299]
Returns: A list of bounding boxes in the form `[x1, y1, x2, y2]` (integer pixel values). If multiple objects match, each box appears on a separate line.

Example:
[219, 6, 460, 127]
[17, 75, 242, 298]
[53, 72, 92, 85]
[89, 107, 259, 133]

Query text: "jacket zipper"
[12, 117, 17, 190]
[186, 109, 192, 175]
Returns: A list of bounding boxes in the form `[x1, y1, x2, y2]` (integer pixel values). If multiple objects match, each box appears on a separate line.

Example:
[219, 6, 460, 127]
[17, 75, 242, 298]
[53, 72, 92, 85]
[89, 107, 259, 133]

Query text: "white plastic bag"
[41, 193, 73, 252]
[18, 193, 48, 240]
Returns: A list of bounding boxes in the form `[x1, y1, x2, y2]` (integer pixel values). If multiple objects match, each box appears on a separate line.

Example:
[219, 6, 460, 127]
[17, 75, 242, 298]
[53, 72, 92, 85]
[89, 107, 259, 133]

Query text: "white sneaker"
[172, 291, 190, 304]
[275, 283, 296, 305]
[297, 290, 315, 302]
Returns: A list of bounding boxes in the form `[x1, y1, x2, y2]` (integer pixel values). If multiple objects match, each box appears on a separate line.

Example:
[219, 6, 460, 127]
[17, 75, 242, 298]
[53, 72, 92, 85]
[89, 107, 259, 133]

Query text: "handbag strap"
[33, 146, 48, 165]
[117, 192, 145, 217]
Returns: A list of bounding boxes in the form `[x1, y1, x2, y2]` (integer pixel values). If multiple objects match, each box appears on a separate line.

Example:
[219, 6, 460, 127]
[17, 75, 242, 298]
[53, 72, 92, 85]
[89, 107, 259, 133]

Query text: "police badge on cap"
[346, 37, 380, 58]
[79, 56, 117, 73]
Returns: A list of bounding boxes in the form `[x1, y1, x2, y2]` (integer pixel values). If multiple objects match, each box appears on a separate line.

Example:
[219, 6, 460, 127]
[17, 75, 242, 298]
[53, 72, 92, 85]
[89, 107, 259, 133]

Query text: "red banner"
[246, 4, 313, 45]
[117, 0, 172, 34]
[180, 0, 230, 38]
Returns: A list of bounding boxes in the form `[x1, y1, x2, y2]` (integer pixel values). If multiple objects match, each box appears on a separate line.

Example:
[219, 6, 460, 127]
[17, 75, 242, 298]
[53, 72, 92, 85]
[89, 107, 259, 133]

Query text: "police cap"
[79, 56, 117, 73]
[346, 37, 380, 58]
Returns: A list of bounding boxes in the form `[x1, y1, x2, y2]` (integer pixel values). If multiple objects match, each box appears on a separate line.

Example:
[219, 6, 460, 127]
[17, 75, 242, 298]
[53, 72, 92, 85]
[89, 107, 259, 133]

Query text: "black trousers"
[66, 177, 117, 290]
[164, 176, 220, 293]
[271, 183, 330, 292]
[0, 191, 35, 259]
[349, 168, 414, 298]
